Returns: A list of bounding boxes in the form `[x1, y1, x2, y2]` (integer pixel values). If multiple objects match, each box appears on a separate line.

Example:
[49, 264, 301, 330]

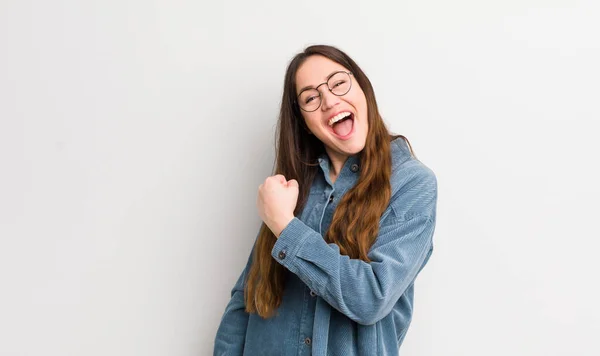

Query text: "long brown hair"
[244, 45, 414, 318]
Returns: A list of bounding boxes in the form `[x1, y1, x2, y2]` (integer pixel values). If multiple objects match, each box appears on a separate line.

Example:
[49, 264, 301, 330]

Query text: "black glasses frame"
[296, 71, 353, 112]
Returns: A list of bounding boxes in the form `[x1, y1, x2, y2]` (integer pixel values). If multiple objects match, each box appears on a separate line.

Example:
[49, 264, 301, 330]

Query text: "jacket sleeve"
[271, 172, 437, 326]
[213, 242, 254, 355]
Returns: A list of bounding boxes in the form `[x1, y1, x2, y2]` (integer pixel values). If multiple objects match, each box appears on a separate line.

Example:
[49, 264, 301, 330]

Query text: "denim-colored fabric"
[214, 137, 437, 356]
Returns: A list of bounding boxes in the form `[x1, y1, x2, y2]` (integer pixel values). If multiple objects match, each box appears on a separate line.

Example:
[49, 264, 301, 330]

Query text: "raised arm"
[271, 170, 437, 325]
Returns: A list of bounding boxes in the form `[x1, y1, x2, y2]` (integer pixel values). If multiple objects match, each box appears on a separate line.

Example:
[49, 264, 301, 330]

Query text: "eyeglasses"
[296, 71, 353, 112]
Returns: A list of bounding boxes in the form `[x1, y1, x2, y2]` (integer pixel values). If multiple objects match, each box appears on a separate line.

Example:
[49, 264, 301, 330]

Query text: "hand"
[257, 174, 298, 238]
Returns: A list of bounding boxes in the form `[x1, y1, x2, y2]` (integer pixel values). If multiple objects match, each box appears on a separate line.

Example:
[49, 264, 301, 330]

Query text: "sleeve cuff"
[270, 217, 312, 271]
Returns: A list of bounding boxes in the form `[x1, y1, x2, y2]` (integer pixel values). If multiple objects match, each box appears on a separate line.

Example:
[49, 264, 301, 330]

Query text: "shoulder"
[388, 137, 438, 220]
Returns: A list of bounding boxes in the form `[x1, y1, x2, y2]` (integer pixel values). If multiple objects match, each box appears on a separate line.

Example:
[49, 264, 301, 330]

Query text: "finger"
[287, 179, 299, 188]
[273, 174, 287, 184]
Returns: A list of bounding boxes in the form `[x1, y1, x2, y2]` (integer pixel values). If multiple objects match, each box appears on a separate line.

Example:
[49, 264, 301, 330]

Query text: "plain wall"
[1, 0, 599, 355]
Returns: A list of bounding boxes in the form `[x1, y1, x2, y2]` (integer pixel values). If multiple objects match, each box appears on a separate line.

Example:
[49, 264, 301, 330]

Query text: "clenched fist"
[257, 174, 299, 238]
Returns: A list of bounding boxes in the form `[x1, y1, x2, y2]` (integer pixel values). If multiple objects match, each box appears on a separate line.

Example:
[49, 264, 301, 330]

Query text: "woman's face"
[295, 55, 369, 160]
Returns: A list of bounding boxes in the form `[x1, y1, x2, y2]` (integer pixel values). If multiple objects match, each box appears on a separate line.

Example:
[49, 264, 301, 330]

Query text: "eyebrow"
[297, 70, 341, 95]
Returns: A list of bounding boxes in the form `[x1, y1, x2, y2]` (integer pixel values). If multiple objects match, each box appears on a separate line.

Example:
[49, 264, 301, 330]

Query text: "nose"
[320, 89, 341, 111]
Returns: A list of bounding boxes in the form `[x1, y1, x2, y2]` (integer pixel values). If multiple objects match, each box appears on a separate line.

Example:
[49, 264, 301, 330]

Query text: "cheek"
[348, 88, 367, 111]
[353, 95, 368, 118]
[303, 114, 321, 129]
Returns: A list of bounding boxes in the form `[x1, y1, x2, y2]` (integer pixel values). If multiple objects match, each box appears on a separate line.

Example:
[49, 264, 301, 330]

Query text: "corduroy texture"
[214, 138, 438, 356]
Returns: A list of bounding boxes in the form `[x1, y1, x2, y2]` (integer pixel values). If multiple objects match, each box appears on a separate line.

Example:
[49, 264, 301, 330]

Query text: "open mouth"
[330, 112, 355, 138]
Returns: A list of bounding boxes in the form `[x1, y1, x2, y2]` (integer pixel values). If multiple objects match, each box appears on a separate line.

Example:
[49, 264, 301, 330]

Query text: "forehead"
[296, 55, 348, 89]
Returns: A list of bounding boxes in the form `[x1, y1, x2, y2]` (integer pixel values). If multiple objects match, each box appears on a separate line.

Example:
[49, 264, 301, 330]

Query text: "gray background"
[1, 0, 599, 355]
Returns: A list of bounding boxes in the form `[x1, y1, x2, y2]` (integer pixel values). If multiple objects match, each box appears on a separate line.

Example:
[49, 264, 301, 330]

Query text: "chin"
[341, 140, 366, 156]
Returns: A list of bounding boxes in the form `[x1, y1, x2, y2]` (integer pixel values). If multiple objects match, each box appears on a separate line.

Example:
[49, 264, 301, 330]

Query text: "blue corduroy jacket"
[214, 137, 438, 355]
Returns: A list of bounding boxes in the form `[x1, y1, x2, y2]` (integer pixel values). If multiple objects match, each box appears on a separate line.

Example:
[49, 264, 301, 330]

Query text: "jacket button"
[278, 250, 286, 259]
[328, 195, 334, 203]
[310, 290, 316, 297]
[304, 337, 312, 345]
[350, 163, 359, 172]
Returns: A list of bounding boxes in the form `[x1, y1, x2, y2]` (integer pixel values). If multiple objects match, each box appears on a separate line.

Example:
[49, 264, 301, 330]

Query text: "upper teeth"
[328, 112, 352, 126]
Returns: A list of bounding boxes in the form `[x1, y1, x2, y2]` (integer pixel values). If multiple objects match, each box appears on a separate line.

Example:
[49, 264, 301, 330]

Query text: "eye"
[305, 95, 318, 104]
[332, 80, 346, 88]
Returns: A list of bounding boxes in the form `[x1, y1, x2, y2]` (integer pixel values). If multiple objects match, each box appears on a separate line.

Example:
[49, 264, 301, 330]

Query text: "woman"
[214, 45, 437, 356]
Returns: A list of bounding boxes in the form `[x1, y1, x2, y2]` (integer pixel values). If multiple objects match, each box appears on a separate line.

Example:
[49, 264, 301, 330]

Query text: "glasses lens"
[328, 72, 351, 96]
[298, 89, 320, 111]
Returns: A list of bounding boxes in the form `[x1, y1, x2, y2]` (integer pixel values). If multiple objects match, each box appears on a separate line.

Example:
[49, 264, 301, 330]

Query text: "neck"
[326, 148, 348, 184]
